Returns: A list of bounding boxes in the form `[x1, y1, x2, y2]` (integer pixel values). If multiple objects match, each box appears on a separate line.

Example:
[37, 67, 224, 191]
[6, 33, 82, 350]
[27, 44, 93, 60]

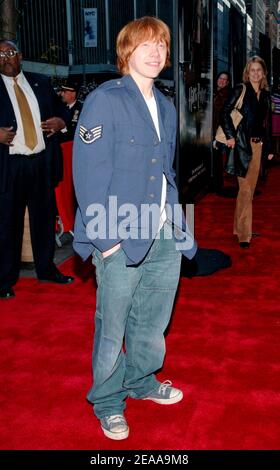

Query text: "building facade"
[246, 12, 253, 57]
[278, 1, 280, 48]
[213, 0, 247, 84]
[16, 0, 174, 83]
[245, 0, 266, 54]
[264, 0, 278, 47]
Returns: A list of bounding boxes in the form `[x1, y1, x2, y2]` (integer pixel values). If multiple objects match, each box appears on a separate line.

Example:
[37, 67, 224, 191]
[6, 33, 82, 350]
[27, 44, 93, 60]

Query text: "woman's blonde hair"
[116, 16, 171, 75]
[242, 56, 269, 90]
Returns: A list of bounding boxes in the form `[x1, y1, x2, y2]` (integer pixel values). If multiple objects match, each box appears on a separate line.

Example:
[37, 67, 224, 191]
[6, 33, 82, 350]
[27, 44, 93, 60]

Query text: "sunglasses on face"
[0, 50, 19, 59]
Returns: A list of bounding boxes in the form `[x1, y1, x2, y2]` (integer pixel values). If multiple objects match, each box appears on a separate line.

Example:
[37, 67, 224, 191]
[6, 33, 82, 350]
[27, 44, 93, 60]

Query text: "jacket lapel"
[0, 75, 17, 125]
[23, 72, 48, 139]
[122, 75, 159, 136]
[154, 87, 168, 140]
[24, 72, 42, 105]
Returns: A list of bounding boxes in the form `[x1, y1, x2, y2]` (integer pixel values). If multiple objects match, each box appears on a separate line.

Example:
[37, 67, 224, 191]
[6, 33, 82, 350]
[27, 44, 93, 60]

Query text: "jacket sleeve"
[220, 84, 244, 140]
[169, 105, 178, 182]
[36, 75, 70, 187]
[166, 103, 198, 260]
[263, 92, 273, 157]
[73, 88, 121, 252]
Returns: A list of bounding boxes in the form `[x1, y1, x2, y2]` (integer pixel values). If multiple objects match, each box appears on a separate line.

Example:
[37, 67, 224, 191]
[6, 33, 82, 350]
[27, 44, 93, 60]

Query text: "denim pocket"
[92, 246, 123, 273]
[103, 246, 122, 265]
[92, 248, 103, 266]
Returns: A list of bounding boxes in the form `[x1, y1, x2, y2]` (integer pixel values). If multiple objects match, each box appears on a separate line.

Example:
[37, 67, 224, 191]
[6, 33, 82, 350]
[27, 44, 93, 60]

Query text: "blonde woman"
[221, 56, 273, 248]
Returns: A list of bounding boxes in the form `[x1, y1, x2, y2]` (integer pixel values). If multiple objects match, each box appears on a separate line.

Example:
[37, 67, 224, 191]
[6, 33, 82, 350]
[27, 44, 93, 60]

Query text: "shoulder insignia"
[79, 125, 103, 144]
[99, 78, 123, 91]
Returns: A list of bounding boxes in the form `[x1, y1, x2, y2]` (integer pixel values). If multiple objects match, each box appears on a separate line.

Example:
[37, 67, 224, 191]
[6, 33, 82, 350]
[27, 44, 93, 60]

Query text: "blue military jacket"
[73, 74, 197, 265]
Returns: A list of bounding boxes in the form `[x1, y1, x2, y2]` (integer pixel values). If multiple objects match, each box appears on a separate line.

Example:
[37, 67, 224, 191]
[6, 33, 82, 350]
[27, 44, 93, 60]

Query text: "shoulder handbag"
[215, 84, 246, 145]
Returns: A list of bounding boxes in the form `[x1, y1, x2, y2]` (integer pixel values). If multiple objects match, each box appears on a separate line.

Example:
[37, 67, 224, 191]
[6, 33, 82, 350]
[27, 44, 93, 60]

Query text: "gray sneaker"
[100, 414, 129, 440]
[142, 380, 183, 405]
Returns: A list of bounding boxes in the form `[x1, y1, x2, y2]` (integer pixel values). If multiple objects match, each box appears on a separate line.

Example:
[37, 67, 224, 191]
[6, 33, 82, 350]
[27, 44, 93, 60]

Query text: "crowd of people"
[0, 15, 276, 442]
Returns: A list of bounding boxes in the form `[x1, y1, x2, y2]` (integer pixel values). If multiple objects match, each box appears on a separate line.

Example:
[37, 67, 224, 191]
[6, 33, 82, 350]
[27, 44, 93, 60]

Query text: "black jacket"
[220, 82, 272, 177]
[60, 99, 83, 142]
[213, 85, 231, 136]
[0, 72, 70, 193]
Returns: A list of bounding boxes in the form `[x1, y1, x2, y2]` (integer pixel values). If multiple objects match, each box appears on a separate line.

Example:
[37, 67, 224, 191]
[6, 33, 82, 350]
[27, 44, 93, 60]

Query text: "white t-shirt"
[144, 94, 167, 231]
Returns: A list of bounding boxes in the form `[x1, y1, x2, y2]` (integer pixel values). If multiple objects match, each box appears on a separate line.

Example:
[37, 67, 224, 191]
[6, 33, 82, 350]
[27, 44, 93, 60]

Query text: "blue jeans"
[87, 224, 182, 418]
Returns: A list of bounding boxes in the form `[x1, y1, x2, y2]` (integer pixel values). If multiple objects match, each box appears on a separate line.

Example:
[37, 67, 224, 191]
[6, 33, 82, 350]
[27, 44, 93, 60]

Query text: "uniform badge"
[79, 125, 103, 144]
[72, 110, 80, 123]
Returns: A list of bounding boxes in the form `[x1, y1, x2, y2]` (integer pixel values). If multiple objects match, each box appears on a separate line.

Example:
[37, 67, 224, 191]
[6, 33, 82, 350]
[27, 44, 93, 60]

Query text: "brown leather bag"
[215, 84, 246, 145]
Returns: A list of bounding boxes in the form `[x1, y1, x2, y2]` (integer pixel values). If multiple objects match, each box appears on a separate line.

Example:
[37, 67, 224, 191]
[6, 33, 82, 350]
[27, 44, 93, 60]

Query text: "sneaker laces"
[158, 380, 172, 396]
[106, 415, 125, 426]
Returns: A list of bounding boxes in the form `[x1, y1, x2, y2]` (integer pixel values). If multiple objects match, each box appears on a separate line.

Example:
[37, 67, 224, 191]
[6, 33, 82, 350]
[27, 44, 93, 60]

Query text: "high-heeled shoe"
[239, 242, 250, 248]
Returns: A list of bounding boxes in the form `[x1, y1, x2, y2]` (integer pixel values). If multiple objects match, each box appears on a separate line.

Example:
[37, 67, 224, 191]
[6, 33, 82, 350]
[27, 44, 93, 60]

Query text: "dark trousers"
[0, 152, 57, 289]
[212, 142, 227, 192]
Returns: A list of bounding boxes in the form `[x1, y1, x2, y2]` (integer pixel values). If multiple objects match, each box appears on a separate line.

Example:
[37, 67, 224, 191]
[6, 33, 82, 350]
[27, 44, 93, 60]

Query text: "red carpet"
[1, 165, 280, 450]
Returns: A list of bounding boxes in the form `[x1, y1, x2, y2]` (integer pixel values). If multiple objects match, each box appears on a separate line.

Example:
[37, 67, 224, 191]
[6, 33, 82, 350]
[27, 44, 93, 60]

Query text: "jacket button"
[151, 158, 157, 163]
[150, 175, 156, 181]
[149, 193, 155, 198]
[117, 80, 121, 85]
[130, 137, 135, 143]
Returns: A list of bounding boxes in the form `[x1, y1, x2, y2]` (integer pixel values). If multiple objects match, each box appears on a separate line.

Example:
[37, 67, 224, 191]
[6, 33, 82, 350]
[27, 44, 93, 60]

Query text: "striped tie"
[13, 77, 38, 150]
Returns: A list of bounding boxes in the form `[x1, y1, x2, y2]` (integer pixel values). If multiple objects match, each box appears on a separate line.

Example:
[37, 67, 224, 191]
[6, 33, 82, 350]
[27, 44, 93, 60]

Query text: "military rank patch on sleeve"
[79, 125, 103, 143]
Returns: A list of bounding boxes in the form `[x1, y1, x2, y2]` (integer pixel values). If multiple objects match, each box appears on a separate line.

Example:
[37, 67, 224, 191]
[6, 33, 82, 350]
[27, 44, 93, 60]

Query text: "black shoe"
[180, 247, 232, 278]
[20, 261, 35, 271]
[0, 287, 15, 299]
[38, 271, 74, 284]
[239, 242, 250, 249]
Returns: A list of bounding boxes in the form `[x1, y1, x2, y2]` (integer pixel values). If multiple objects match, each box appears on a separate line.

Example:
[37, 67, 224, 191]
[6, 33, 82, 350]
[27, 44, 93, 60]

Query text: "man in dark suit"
[59, 79, 83, 142]
[0, 40, 74, 299]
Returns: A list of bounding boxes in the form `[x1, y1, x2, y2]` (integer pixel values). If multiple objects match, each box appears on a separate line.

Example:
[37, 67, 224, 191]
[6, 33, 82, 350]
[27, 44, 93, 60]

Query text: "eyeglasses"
[0, 50, 19, 59]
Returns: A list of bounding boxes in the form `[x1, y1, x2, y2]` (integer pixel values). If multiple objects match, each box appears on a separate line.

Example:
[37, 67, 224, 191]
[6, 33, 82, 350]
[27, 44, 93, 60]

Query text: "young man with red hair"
[73, 17, 197, 440]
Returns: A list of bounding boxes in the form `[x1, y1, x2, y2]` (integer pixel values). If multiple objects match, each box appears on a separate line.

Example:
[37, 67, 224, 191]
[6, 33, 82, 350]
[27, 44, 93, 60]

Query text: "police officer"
[59, 79, 83, 142]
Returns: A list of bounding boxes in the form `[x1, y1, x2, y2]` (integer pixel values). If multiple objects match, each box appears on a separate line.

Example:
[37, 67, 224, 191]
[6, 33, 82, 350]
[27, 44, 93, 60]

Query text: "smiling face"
[116, 17, 170, 76]
[128, 39, 167, 84]
[0, 41, 22, 77]
[243, 57, 267, 90]
[217, 74, 229, 90]
[248, 62, 265, 86]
